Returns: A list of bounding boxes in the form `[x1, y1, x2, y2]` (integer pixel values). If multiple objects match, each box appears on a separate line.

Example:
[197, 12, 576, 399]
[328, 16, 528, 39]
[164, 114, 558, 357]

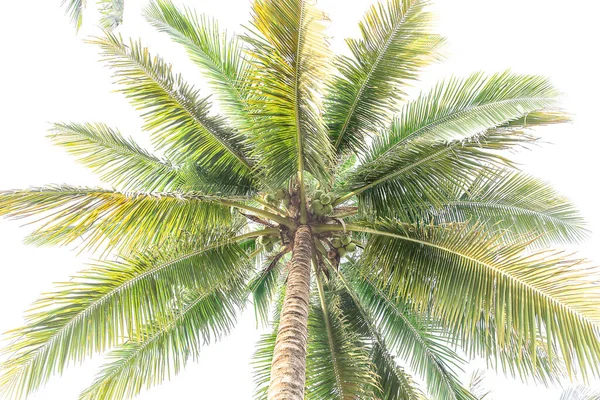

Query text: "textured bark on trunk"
[267, 225, 312, 400]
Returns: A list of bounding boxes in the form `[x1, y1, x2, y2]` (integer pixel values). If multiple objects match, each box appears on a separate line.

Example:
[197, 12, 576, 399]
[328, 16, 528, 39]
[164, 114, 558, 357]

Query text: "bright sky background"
[0, 0, 599, 399]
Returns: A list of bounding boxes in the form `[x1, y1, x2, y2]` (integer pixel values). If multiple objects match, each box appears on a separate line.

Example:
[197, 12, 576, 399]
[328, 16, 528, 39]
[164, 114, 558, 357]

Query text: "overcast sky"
[0, 0, 599, 399]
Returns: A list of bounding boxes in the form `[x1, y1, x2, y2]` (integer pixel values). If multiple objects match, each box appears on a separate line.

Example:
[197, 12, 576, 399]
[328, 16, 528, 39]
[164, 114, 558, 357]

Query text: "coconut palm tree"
[1, 0, 599, 399]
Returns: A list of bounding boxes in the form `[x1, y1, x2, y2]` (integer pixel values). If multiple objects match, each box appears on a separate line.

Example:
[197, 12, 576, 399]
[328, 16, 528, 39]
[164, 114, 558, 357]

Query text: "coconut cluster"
[310, 190, 336, 216]
[331, 234, 356, 257]
[264, 189, 292, 208]
[257, 235, 280, 253]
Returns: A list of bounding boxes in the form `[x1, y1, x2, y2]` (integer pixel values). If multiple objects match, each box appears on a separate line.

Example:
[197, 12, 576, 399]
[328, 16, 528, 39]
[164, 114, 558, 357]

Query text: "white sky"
[0, 0, 599, 399]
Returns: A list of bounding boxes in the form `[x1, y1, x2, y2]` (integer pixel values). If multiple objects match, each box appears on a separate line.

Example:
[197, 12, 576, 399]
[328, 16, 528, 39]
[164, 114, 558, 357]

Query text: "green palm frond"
[371, 345, 425, 400]
[90, 32, 257, 195]
[326, 0, 444, 154]
[369, 71, 563, 152]
[461, 315, 565, 386]
[98, 0, 125, 30]
[333, 265, 425, 400]
[49, 122, 184, 192]
[400, 168, 588, 246]
[560, 385, 600, 400]
[249, 255, 286, 326]
[0, 230, 250, 400]
[252, 285, 285, 400]
[467, 369, 491, 400]
[340, 128, 536, 213]
[355, 221, 600, 380]
[305, 275, 378, 399]
[144, 0, 253, 126]
[79, 280, 247, 400]
[346, 267, 475, 400]
[61, 0, 85, 30]
[0, 186, 237, 252]
[243, 0, 333, 192]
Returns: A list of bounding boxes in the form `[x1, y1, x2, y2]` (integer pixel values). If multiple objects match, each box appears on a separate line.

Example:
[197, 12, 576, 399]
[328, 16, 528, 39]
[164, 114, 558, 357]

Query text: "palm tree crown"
[1, 0, 599, 399]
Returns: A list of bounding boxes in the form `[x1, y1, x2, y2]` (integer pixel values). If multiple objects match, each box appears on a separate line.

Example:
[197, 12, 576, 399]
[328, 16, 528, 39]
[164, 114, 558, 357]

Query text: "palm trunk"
[267, 225, 312, 400]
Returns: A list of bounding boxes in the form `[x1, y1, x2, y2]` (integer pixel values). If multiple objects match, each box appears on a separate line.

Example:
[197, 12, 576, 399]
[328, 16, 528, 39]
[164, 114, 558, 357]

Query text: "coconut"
[314, 190, 324, 199]
[331, 238, 343, 248]
[322, 204, 333, 215]
[320, 194, 331, 205]
[264, 242, 274, 252]
[341, 235, 352, 245]
[345, 242, 357, 252]
[338, 247, 347, 257]
[265, 193, 276, 203]
[258, 235, 270, 245]
[275, 189, 286, 200]
[311, 199, 323, 211]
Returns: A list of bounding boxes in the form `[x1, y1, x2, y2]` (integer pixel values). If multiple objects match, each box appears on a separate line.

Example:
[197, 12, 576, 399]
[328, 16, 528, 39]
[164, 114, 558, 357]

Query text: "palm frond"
[400, 168, 588, 246]
[305, 276, 378, 399]
[61, 0, 85, 30]
[249, 256, 286, 327]
[252, 285, 286, 400]
[49, 122, 184, 192]
[341, 128, 536, 214]
[355, 220, 600, 380]
[90, 32, 256, 195]
[369, 71, 563, 154]
[326, 0, 444, 154]
[560, 385, 600, 400]
[467, 369, 491, 400]
[346, 267, 475, 400]
[371, 345, 426, 400]
[243, 0, 333, 190]
[79, 280, 247, 400]
[144, 0, 253, 127]
[0, 230, 249, 400]
[98, 0, 124, 30]
[0, 186, 237, 253]
[333, 264, 425, 400]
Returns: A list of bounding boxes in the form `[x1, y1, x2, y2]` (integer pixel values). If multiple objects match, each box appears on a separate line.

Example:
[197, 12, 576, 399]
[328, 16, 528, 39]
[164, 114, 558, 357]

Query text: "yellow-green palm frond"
[0, 230, 250, 400]
[98, 0, 124, 30]
[79, 280, 247, 400]
[326, 0, 444, 154]
[306, 276, 378, 399]
[90, 32, 257, 195]
[243, 0, 333, 188]
[372, 71, 563, 149]
[0, 186, 239, 253]
[401, 168, 588, 247]
[144, 0, 254, 128]
[251, 284, 285, 400]
[354, 221, 600, 380]
[61, 0, 85, 30]
[340, 128, 536, 213]
[333, 267, 426, 400]
[49, 122, 184, 192]
[344, 267, 476, 400]
[249, 254, 286, 327]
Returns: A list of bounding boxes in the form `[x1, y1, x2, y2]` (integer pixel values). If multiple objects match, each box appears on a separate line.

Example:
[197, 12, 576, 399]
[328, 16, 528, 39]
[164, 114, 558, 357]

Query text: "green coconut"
[331, 238, 343, 248]
[311, 199, 323, 211]
[314, 190, 324, 199]
[338, 247, 347, 257]
[275, 189, 286, 200]
[322, 204, 333, 215]
[345, 242, 357, 252]
[320, 194, 331, 205]
[264, 242, 274, 252]
[341, 235, 352, 245]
